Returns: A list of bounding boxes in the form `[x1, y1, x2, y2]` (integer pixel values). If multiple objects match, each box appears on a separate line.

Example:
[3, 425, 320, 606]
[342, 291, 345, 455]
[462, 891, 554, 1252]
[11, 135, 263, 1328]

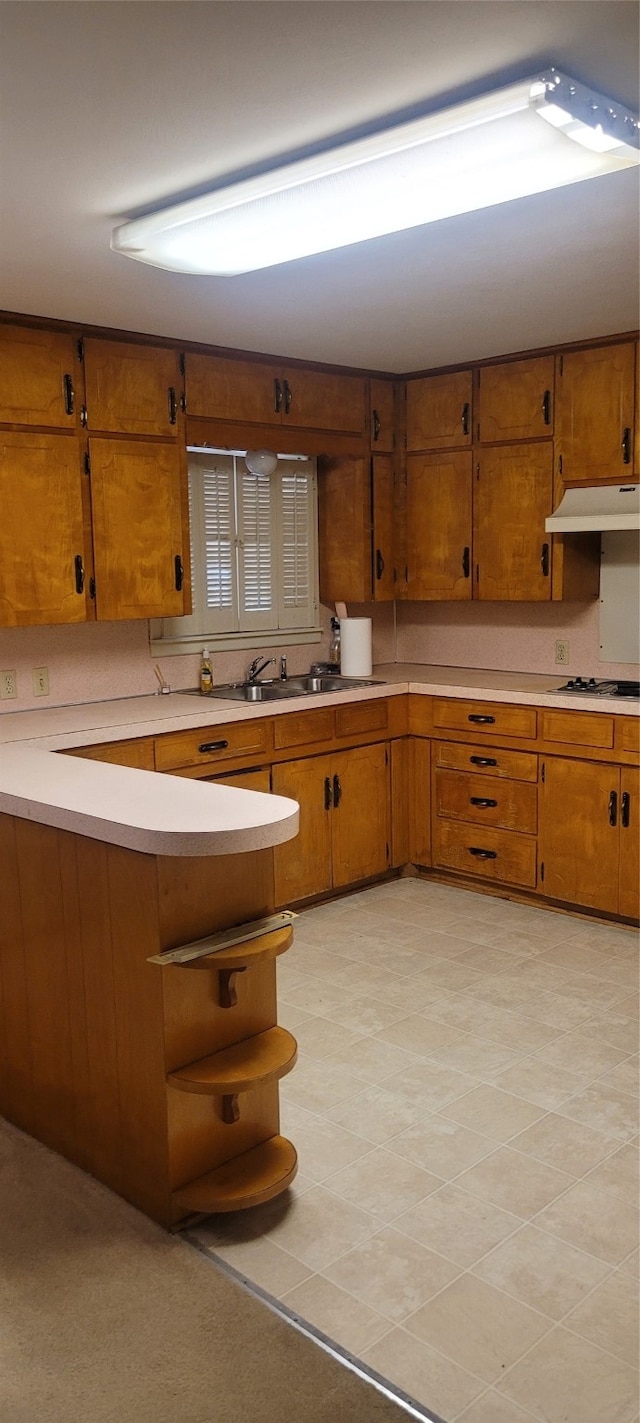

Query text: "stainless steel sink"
[182, 675, 384, 702]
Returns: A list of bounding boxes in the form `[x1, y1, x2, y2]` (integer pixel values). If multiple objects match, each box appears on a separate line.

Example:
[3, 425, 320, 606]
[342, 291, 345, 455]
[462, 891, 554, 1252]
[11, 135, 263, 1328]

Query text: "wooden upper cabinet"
[88, 438, 190, 620]
[474, 443, 553, 601]
[0, 432, 90, 626]
[476, 356, 554, 443]
[406, 371, 473, 451]
[0, 324, 81, 429]
[371, 454, 396, 601]
[185, 352, 365, 435]
[369, 378, 396, 451]
[556, 342, 636, 484]
[318, 452, 395, 604]
[406, 451, 472, 600]
[82, 339, 181, 437]
[280, 366, 365, 435]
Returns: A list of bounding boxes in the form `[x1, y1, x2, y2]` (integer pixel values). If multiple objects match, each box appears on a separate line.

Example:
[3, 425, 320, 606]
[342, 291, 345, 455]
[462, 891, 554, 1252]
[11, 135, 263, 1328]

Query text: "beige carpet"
[0, 1120, 428, 1423]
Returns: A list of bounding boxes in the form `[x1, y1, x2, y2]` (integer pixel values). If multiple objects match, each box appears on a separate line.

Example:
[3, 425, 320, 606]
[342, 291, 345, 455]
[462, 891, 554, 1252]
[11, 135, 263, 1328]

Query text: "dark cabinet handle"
[468, 714, 495, 724]
[174, 554, 184, 591]
[468, 847, 497, 860]
[372, 409, 381, 442]
[376, 548, 385, 580]
[541, 542, 550, 577]
[74, 554, 84, 594]
[461, 402, 470, 436]
[333, 774, 342, 807]
[462, 546, 470, 578]
[470, 755, 497, 767]
[622, 428, 632, 464]
[542, 390, 551, 425]
[608, 790, 618, 827]
[283, 379, 292, 415]
[470, 797, 497, 808]
[621, 791, 631, 828]
[199, 740, 229, 753]
[168, 387, 177, 425]
[324, 776, 333, 810]
[63, 373, 75, 415]
[274, 378, 283, 413]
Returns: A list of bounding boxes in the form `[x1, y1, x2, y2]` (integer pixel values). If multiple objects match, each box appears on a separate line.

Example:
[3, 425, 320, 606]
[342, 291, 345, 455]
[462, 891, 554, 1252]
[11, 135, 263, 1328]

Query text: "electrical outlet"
[0, 669, 17, 699]
[32, 666, 49, 697]
[555, 638, 570, 666]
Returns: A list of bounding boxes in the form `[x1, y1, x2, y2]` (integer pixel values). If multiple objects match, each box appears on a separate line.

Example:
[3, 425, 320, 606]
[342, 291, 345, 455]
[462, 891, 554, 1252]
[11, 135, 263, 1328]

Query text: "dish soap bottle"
[329, 617, 341, 671]
[199, 648, 213, 695]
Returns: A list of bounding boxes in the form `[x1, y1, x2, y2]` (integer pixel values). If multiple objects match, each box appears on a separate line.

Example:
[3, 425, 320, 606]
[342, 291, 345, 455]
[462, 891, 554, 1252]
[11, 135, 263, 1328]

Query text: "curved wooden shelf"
[181, 925, 293, 972]
[167, 1027, 298, 1095]
[172, 1135, 298, 1214]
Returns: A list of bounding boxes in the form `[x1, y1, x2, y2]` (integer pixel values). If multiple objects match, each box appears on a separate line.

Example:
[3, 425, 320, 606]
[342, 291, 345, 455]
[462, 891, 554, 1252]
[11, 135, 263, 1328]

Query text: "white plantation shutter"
[237, 468, 274, 629]
[156, 450, 319, 645]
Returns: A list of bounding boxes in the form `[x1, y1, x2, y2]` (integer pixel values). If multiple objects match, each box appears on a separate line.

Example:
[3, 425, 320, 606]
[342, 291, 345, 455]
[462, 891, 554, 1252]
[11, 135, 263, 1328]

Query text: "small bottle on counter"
[328, 616, 341, 671]
[199, 648, 214, 694]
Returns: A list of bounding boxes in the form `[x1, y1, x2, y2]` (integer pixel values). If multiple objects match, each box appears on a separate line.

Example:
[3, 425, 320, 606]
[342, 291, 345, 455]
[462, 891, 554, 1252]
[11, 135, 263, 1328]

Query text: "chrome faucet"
[247, 656, 275, 684]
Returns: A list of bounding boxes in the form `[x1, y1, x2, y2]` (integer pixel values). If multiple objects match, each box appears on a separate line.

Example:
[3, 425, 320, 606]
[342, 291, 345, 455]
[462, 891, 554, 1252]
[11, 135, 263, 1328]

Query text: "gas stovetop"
[557, 677, 640, 699]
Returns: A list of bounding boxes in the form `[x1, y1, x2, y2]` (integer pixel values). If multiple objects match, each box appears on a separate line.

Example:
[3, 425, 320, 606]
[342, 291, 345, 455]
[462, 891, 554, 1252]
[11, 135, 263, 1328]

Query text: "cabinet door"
[477, 356, 554, 442]
[556, 343, 635, 484]
[474, 443, 553, 601]
[281, 367, 366, 435]
[370, 379, 396, 452]
[0, 325, 81, 430]
[406, 371, 472, 451]
[331, 743, 390, 888]
[184, 352, 281, 425]
[372, 454, 395, 601]
[0, 432, 90, 625]
[89, 438, 189, 620]
[406, 452, 472, 600]
[272, 756, 333, 904]
[318, 454, 372, 603]
[83, 339, 181, 437]
[619, 767, 640, 920]
[540, 758, 620, 914]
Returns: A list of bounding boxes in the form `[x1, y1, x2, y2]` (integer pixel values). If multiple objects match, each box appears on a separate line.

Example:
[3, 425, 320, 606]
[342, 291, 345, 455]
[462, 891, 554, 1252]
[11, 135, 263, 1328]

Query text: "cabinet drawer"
[616, 718, 640, 756]
[432, 820, 537, 889]
[433, 740, 538, 782]
[155, 719, 271, 771]
[433, 699, 536, 739]
[541, 710, 614, 750]
[434, 769, 537, 833]
[274, 707, 334, 751]
[335, 698, 389, 739]
[65, 738, 155, 770]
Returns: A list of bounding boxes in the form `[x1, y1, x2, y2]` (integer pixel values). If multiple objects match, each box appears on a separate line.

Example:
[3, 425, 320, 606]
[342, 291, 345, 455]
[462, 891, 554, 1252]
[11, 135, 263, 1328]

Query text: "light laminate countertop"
[0, 665, 635, 857]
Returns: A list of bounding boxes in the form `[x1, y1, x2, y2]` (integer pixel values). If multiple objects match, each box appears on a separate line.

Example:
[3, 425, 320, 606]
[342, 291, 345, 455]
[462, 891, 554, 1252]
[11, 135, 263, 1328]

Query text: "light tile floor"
[185, 878, 640, 1423]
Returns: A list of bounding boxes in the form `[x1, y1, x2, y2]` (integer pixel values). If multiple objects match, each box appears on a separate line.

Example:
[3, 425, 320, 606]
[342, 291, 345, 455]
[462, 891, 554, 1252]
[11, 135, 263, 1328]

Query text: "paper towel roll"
[340, 618, 372, 677]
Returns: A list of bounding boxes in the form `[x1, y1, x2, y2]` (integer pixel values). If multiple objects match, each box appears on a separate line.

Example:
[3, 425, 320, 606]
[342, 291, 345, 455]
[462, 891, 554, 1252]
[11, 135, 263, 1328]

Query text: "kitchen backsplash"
[0, 599, 635, 714]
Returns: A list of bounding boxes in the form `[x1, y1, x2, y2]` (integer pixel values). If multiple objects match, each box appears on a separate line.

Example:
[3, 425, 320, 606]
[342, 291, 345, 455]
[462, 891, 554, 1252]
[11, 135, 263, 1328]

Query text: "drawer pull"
[608, 790, 618, 827]
[621, 791, 631, 828]
[468, 714, 495, 724]
[470, 797, 497, 809]
[469, 755, 497, 767]
[468, 846, 497, 860]
[333, 773, 342, 807]
[198, 740, 230, 754]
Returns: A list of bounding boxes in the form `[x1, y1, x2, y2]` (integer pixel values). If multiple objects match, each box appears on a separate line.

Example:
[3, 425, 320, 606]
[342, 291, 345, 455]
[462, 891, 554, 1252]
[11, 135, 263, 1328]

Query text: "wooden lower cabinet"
[539, 756, 638, 917]
[272, 743, 390, 904]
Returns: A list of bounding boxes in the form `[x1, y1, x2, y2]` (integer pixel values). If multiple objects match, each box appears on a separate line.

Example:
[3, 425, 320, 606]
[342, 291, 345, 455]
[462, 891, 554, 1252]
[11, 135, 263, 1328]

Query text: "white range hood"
[545, 484, 640, 533]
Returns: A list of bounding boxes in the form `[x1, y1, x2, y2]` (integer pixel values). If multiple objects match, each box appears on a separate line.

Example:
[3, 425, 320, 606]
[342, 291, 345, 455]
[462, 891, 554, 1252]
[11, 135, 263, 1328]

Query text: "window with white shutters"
[154, 449, 320, 650]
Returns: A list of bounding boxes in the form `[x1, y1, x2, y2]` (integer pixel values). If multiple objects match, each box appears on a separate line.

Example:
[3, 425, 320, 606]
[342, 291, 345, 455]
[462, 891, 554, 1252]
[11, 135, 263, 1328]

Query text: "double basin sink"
[191, 674, 383, 703]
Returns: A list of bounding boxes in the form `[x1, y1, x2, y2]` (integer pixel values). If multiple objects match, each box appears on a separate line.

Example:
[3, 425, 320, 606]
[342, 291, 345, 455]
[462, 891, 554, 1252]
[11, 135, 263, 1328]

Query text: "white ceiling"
[0, 1, 638, 374]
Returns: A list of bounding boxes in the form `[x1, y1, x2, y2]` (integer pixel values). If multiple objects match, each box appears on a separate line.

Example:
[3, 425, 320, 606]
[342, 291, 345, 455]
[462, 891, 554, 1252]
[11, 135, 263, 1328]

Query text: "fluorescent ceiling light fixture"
[111, 68, 639, 276]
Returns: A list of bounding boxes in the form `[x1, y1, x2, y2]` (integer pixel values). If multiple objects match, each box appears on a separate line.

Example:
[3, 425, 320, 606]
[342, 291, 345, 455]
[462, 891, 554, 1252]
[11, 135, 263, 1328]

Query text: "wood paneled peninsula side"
[0, 741, 300, 1226]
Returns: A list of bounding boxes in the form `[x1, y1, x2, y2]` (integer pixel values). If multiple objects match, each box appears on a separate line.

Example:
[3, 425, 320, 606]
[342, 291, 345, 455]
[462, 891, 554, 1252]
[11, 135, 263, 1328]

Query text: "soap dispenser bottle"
[199, 648, 213, 694]
[329, 617, 341, 671]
